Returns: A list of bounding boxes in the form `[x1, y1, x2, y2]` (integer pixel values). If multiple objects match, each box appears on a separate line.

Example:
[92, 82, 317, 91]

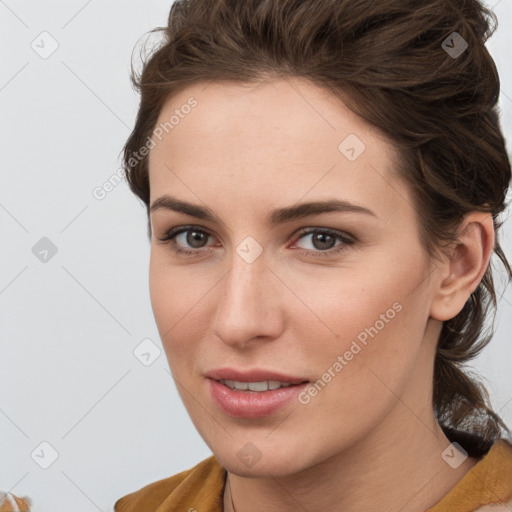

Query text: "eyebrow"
[149, 194, 377, 226]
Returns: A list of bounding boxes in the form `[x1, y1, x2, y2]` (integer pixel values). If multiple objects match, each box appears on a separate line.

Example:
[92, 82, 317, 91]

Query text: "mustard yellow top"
[114, 439, 512, 512]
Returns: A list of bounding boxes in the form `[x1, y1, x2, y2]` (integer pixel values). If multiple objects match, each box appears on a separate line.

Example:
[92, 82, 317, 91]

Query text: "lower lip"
[207, 378, 309, 418]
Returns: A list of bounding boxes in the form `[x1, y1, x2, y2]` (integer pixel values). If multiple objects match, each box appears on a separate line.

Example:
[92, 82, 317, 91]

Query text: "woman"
[114, 0, 512, 510]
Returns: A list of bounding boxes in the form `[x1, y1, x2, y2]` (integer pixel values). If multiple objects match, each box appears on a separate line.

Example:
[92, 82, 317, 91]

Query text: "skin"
[147, 76, 495, 512]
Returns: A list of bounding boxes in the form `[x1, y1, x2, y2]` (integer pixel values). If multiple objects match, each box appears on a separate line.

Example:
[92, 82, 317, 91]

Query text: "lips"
[207, 379, 309, 418]
[204, 367, 309, 384]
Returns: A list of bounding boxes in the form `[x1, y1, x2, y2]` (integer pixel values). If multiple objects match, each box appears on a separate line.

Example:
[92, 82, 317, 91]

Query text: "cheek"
[288, 263, 427, 392]
[283, 265, 406, 344]
[149, 248, 207, 324]
[292, 310, 421, 448]
[148, 256, 205, 361]
[300, 293, 411, 390]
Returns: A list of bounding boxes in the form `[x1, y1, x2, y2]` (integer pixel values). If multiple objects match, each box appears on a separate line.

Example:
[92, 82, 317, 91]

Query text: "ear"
[429, 212, 495, 322]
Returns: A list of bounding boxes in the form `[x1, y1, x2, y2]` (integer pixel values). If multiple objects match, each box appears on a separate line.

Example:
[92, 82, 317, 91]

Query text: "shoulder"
[0, 492, 32, 511]
[428, 437, 512, 512]
[114, 455, 226, 512]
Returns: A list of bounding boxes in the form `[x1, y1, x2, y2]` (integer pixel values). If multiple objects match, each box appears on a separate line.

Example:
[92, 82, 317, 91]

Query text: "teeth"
[220, 380, 294, 391]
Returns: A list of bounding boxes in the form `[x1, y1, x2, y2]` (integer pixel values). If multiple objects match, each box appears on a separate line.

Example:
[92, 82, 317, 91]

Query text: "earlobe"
[429, 212, 495, 322]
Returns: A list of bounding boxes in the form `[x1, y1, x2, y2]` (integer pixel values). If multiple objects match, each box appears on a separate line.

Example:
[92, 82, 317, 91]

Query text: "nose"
[212, 249, 284, 349]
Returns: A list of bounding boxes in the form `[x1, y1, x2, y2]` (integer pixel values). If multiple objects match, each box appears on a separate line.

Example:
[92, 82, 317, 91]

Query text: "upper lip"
[205, 367, 309, 384]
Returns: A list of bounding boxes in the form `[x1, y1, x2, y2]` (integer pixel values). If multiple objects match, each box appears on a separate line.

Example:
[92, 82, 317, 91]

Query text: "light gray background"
[1, 1, 511, 511]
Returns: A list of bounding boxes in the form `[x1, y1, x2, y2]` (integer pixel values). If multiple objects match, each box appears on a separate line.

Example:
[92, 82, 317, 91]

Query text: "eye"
[290, 228, 354, 257]
[157, 225, 217, 256]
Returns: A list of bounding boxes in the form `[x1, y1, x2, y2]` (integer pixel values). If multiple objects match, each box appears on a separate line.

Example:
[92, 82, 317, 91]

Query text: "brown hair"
[122, 0, 512, 456]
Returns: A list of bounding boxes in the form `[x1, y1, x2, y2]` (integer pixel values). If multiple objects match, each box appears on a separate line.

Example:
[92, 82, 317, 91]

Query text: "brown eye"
[291, 228, 355, 258]
[183, 229, 210, 248]
[158, 226, 216, 255]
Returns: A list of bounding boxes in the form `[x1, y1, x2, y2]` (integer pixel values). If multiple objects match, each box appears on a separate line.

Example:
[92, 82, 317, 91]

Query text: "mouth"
[215, 379, 308, 392]
[206, 372, 310, 418]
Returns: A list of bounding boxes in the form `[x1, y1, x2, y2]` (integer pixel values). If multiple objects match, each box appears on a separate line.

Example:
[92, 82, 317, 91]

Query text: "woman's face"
[148, 77, 443, 476]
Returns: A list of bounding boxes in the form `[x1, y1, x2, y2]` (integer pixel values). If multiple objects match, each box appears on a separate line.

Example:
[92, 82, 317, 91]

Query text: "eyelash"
[157, 225, 355, 258]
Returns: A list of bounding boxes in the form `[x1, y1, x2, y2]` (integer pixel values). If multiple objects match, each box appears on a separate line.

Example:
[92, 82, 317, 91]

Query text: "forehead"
[150, 76, 392, 156]
[147, 77, 411, 221]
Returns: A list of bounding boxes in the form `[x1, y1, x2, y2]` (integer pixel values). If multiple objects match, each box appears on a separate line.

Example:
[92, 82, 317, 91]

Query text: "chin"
[210, 436, 319, 478]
